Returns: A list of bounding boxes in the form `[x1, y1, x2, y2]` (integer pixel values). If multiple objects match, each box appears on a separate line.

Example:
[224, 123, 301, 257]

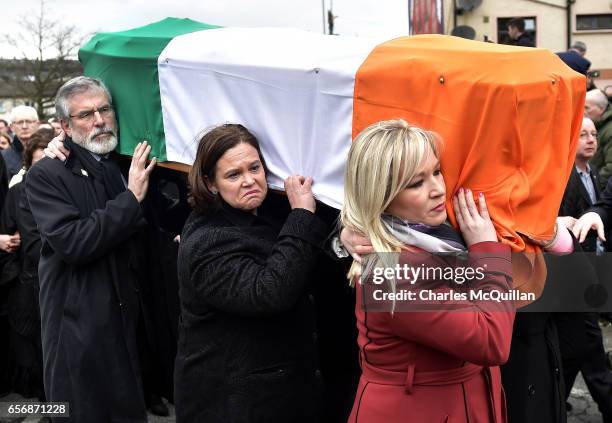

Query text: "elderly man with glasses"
[5, 106, 39, 179]
[25, 76, 156, 423]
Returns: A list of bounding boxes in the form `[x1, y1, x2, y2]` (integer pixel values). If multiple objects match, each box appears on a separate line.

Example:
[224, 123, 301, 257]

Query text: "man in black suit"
[557, 117, 612, 422]
[557, 41, 591, 76]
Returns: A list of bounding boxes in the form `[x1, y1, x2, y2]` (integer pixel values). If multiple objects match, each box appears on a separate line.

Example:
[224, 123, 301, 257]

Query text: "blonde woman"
[341, 119, 515, 422]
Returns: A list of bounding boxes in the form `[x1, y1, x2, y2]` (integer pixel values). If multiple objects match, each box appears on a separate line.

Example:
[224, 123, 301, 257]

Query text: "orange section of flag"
[353, 35, 585, 254]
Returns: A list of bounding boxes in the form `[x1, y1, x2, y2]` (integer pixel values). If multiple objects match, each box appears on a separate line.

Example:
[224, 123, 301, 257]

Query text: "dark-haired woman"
[0, 127, 52, 399]
[0, 131, 11, 151]
[174, 123, 329, 422]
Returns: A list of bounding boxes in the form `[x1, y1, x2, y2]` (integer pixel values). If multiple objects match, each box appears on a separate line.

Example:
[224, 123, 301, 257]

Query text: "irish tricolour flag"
[80, 17, 585, 251]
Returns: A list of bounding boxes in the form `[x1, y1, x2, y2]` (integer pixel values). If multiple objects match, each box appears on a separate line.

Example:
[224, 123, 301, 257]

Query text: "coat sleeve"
[189, 208, 328, 316]
[0, 153, 8, 209]
[598, 133, 612, 190]
[389, 242, 515, 366]
[0, 183, 20, 235]
[25, 161, 146, 266]
[591, 174, 612, 229]
[558, 173, 578, 218]
[18, 178, 41, 267]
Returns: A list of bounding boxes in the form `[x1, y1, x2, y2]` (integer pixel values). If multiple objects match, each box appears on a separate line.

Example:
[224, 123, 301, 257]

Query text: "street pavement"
[2, 323, 611, 423]
[567, 322, 612, 423]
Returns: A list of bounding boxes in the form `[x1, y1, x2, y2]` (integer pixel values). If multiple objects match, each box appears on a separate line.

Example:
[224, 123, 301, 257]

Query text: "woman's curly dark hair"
[24, 127, 54, 170]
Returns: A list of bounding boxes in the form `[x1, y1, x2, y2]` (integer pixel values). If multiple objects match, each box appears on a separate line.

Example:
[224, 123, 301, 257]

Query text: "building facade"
[441, 0, 612, 84]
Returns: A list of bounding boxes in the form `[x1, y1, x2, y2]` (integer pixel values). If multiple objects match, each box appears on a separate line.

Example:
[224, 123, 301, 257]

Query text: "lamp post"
[322, 0, 326, 34]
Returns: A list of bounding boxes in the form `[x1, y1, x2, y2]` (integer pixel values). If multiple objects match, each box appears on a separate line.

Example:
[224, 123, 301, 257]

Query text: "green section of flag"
[79, 18, 220, 160]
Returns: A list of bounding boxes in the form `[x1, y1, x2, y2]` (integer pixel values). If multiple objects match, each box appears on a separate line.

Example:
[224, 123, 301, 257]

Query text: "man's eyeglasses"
[13, 120, 38, 127]
[69, 105, 114, 122]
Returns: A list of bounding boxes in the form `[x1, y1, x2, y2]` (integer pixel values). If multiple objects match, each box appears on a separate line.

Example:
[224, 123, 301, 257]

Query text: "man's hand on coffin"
[43, 130, 69, 161]
[284, 175, 316, 213]
[339, 227, 374, 263]
[453, 189, 497, 247]
[572, 212, 606, 243]
[128, 141, 156, 203]
[0, 232, 20, 253]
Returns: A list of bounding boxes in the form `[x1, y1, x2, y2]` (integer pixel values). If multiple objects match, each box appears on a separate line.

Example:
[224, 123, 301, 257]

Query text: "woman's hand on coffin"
[453, 189, 497, 247]
[572, 212, 606, 243]
[340, 227, 374, 262]
[284, 175, 316, 213]
[0, 232, 20, 253]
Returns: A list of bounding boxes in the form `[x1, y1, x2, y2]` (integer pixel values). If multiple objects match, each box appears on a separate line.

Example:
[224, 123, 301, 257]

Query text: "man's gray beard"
[73, 127, 118, 155]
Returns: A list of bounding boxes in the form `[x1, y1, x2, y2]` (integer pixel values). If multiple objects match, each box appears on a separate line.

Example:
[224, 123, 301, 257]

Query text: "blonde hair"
[341, 119, 441, 284]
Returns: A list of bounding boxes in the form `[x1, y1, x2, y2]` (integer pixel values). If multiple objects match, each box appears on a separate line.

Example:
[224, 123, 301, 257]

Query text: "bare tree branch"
[2, 0, 84, 119]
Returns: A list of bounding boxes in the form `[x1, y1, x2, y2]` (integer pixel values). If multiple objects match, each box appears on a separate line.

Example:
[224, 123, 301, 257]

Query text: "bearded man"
[25, 76, 156, 422]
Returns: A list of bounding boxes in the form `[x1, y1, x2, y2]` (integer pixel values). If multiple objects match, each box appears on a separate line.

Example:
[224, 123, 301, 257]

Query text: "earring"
[211, 190, 218, 195]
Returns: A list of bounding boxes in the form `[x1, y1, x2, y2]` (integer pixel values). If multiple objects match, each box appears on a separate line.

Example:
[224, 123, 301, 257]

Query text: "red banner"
[410, 0, 444, 34]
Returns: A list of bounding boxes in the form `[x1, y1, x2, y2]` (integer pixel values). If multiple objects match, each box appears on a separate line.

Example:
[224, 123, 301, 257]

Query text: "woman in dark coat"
[0, 128, 52, 399]
[174, 124, 329, 423]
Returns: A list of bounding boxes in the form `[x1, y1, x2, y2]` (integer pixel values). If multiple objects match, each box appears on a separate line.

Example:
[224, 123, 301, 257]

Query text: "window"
[576, 14, 612, 31]
[497, 16, 536, 45]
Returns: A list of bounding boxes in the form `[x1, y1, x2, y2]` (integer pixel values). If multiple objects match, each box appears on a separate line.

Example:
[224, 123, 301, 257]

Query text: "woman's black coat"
[174, 200, 329, 423]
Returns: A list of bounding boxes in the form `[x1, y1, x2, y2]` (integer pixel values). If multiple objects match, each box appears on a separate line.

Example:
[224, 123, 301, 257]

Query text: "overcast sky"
[3, 0, 410, 58]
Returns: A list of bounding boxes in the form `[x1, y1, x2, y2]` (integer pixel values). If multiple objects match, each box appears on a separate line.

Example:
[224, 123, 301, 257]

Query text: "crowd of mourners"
[0, 39, 611, 423]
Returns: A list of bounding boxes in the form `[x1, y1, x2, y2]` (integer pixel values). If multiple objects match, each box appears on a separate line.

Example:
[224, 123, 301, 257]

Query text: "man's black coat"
[2, 135, 24, 180]
[26, 154, 148, 423]
[500, 166, 603, 423]
[511, 32, 534, 47]
[557, 50, 591, 76]
[560, 166, 602, 251]
[556, 165, 612, 421]
[591, 172, 612, 229]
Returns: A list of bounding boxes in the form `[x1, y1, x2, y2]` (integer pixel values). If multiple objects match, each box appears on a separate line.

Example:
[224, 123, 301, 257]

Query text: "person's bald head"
[585, 89, 609, 122]
[571, 41, 587, 56]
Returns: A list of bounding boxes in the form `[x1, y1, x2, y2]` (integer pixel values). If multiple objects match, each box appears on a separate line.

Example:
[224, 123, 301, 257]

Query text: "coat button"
[308, 294, 315, 304]
[312, 332, 318, 342]
[528, 384, 536, 396]
[314, 369, 322, 378]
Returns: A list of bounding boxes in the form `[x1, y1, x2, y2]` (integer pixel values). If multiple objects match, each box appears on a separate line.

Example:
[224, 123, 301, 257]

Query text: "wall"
[443, 0, 612, 75]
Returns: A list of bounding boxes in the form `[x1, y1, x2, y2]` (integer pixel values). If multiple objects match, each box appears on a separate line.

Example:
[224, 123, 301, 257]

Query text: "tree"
[3, 0, 84, 119]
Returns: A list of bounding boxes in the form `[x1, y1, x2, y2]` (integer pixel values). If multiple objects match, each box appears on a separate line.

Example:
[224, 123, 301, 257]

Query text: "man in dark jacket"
[556, 117, 612, 422]
[25, 76, 156, 423]
[507, 17, 534, 47]
[5, 106, 39, 179]
[557, 41, 591, 76]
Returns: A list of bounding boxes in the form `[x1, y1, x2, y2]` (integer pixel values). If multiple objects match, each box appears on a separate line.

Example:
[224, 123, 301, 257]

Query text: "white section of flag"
[158, 27, 382, 208]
